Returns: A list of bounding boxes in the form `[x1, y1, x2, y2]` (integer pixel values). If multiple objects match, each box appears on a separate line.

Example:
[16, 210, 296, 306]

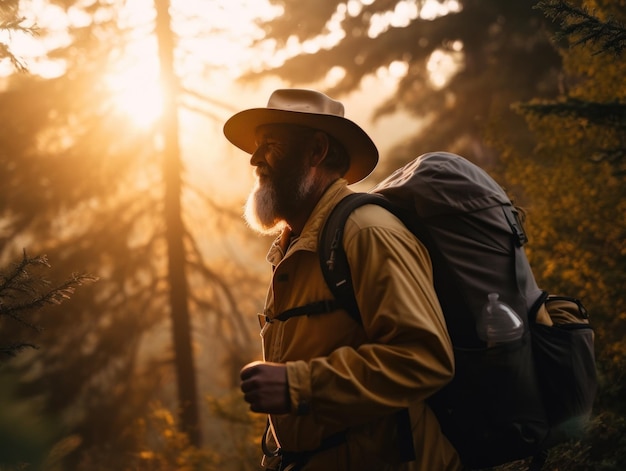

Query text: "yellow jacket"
[259, 179, 462, 470]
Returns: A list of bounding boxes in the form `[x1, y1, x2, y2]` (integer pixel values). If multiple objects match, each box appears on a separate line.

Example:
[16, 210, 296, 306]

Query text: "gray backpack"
[316, 152, 597, 469]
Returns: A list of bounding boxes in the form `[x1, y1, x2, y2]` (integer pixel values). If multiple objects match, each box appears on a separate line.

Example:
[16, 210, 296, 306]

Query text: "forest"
[0, 0, 624, 469]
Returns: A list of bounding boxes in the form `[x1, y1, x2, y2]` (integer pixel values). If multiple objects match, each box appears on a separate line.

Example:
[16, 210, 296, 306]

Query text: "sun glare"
[105, 38, 164, 129]
[106, 68, 163, 129]
[427, 42, 463, 89]
[103, 0, 280, 126]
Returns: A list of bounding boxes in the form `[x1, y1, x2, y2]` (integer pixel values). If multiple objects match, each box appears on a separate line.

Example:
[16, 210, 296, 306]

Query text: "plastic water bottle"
[476, 293, 524, 346]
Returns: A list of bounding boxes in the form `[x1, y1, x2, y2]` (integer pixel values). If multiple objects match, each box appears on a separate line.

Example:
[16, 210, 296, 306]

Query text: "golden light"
[105, 39, 164, 129]
[427, 41, 463, 89]
[2, 0, 466, 170]
[101, 0, 281, 128]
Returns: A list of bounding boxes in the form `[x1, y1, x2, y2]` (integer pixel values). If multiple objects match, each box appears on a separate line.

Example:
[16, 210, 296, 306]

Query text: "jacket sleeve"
[286, 205, 454, 429]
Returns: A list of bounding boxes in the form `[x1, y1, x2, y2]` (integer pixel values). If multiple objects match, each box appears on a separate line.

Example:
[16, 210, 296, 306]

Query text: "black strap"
[278, 430, 348, 470]
[277, 411, 414, 470]
[318, 193, 392, 323]
[274, 299, 340, 322]
[275, 194, 416, 465]
[273, 194, 390, 324]
[528, 290, 550, 323]
[502, 205, 528, 247]
[318, 193, 416, 463]
[262, 419, 348, 470]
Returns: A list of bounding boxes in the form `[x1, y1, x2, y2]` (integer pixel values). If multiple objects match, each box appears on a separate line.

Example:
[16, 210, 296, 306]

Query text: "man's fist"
[240, 361, 291, 414]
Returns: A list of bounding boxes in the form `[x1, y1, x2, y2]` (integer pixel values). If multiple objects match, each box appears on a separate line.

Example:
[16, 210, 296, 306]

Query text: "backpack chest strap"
[273, 299, 340, 322]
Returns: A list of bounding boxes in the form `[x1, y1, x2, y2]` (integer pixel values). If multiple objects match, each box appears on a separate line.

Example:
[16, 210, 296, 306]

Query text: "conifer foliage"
[0, 251, 96, 359]
[245, 0, 564, 167]
[520, 0, 626, 174]
[0, 0, 37, 72]
[0, 1, 260, 468]
[503, 1, 626, 468]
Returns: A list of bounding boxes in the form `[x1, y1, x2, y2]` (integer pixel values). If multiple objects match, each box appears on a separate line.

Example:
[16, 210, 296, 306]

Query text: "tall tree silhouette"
[155, 0, 200, 447]
[0, 0, 262, 466]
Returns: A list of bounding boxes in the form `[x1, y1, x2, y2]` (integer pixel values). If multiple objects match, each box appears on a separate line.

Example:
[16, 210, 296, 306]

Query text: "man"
[223, 89, 461, 471]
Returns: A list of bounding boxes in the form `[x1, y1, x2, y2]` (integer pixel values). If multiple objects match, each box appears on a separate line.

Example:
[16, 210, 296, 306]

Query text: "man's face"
[244, 124, 315, 235]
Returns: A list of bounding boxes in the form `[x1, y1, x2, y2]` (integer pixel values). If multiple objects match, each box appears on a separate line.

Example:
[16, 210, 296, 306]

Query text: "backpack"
[318, 152, 598, 469]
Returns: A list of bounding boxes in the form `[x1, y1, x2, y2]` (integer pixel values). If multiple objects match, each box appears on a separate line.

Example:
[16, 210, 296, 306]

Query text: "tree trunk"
[154, 0, 201, 447]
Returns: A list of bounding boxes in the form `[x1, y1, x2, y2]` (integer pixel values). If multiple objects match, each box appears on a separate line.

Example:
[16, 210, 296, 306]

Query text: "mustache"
[254, 166, 271, 179]
[252, 166, 272, 180]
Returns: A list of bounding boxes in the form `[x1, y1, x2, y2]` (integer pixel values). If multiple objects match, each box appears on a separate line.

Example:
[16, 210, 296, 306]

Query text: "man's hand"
[240, 361, 291, 415]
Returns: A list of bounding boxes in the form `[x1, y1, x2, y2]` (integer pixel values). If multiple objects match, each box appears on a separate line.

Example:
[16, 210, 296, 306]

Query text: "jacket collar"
[266, 178, 353, 266]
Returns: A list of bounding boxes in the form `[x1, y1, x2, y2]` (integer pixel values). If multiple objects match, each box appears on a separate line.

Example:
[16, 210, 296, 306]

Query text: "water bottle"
[476, 293, 524, 347]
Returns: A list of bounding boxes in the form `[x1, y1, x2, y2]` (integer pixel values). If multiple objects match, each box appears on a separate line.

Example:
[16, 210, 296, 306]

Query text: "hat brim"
[223, 108, 378, 184]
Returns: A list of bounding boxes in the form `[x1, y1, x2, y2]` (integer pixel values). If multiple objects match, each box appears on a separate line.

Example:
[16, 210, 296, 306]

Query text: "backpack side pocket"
[531, 296, 597, 445]
[430, 334, 550, 468]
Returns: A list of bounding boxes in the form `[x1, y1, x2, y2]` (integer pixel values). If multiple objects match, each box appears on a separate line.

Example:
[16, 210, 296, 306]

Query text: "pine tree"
[242, 0, 563, 169]
[495, 1, 626, 468]
[0, 252, 96, 359]
[0, 0, 37, 72]
[519, 0, 626, 174]
[0, 1, 263, 467]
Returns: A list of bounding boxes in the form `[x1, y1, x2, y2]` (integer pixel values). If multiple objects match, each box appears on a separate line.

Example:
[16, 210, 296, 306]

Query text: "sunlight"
[324, 66, 347, 87]
[1, 0, 465, 159]
[420, 0, 462, 20]
[106, 69, 163, 129]
[367, 0, 461, 38]
[0, 0, 73, 78]
[2, 0, 279, 126]
[172, 0, 282, 79]
[375, 60, 409, 85]
[427, 41, 463, 89]
[105, 37, 163, 129]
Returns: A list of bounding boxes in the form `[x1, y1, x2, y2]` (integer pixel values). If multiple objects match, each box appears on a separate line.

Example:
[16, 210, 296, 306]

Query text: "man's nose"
[250, 146, 264, 167]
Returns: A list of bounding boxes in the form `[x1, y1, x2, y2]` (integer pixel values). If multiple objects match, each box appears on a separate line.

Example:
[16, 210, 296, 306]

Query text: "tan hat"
[223, 89, 379, 184]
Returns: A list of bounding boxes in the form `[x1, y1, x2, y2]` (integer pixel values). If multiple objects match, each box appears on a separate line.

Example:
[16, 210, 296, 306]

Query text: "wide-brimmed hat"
[223, 89, 379, 184]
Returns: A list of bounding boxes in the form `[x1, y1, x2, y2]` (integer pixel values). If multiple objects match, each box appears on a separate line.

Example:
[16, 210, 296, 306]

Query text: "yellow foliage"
[503, 0, 626, 360]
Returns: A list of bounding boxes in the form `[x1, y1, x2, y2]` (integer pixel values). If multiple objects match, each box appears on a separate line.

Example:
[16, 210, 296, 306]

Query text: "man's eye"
[265, 142, 282, 153]
[255, 140, 281, 156]
[255, 143, 269, 153]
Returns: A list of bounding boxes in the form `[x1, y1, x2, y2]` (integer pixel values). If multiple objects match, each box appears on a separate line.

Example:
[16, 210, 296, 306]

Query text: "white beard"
[244, 179, 285, 236]
[244, 170, 316, 236]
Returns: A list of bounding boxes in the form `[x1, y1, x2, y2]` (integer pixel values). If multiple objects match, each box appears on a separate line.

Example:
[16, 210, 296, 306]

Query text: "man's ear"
[309, 131, 330, 167]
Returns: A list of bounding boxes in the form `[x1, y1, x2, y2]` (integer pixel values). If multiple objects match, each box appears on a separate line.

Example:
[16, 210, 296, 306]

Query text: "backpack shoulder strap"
[319, 193, 417, 463]
[319, 192, 391, 323]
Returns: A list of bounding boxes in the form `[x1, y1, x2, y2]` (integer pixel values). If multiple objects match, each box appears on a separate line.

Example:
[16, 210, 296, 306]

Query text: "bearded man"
[223, 89, 461, 471]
